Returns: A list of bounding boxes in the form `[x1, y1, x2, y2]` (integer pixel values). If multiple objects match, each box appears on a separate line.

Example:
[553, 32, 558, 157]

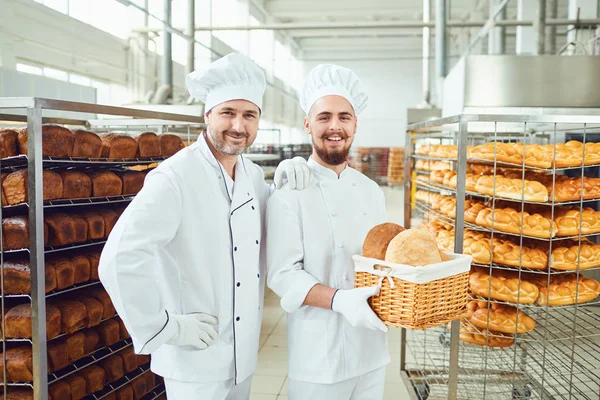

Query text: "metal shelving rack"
[0, 98, 206, 400]
[402, 113, 600, 400]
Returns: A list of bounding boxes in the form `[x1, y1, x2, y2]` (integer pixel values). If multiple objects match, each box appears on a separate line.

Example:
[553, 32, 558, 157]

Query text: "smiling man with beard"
[266, 64, 389, 400]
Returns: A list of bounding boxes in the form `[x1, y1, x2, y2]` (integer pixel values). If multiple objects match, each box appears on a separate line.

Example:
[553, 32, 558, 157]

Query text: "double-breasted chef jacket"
[266, 157, 390, 384]
[99, 132, 270, 384]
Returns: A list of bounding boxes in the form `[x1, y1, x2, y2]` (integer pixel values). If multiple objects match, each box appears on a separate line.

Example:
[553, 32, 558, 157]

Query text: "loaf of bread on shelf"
[0, 346, 33, 382]
[546, 176, 600, 202]
[552, 207, 600, 237]
[469, 267, 540, 304]
[83, 328, 100, 355]
[0, 128, 19, 158]
[88, 170, 123, 197]
[48, 257, 75, 290]
[131, 375, 148, 399]
[447, 173, 480, 192]
[47, 339, 70, 372]
[520, 144, 553, 168]
[65, 331, 86, 363]
[118, 170, 147, 195]
[469, 142, 522, 165]
[465, 300, 535, 334]
[19, 125, 74, 157]
[117, 317, 130, 339]
[464, 200, 487, 224]
[71, 254, 91, 284]
[362, 222, 405, 259]
[81, 364, 106, 394]
[76, 211, 105, 240]
[475, 175, 549, 202]
[527, 273, 600, 306]
[415, 145, 431, 155]
[136, 132, 161, 157]
[72, 215, 89, 244]
[475, 207, 557, 238]
[2, 215, 48, 250]
[73, 294, 104, 328]
[458, 322, 514, 348]
[429, 170, 449, 185]
[3, 303, 61, 340]
[1, 258, 57, 294]
[550, 240, 600, 270]
[52, 299, 87, 334]
[102, 354, 125, 383]
[159, 134, 185, 157]
[415, 159, 429, 171]
[65, 374, 87, 400]
[99, 208, 120, 238]
[49, 379, 71, 400]
[97, 318, 120, 346]
[1, 172, 8, 206]
[430, 144, 458, 159]
[119, 347, 138, 373]
[101, 134, 138, 159]
[45, 213, 77, 247]
[72, 129, 103, 158]
[58, 170, 92, 199]
[385, 229, 444, 266]
[2, 169, 63, 205]
[462, 230, 491, 265]
[492, 237, 548, 270]
[89, 287, 116, 319]
[145, 372, 157, 392]
[86, 250, 101, 280]
[136, 354, 150, 366]
[5, 388, 34, 400]
[116, 385, 134, 400]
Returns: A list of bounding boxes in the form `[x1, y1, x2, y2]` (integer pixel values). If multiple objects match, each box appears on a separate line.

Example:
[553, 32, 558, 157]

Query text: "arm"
[99, 171, 181, 354]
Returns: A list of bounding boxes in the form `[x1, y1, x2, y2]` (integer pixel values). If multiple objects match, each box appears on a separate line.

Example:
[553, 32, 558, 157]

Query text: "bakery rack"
[0, 98, 206, 400]
[402, 113, 600, 400]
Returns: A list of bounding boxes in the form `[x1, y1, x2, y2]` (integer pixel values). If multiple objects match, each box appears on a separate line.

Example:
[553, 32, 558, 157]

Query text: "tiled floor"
[250, 187, 411, 399]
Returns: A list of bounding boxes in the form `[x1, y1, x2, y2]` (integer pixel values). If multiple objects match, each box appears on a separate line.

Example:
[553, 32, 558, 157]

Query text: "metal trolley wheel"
[413, 382, 431, 400]
[511, 384, 532, 400]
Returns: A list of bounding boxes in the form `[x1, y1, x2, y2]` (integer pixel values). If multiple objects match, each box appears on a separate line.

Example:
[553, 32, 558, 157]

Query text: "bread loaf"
[145, 372, 156, 392]
[5, 388, 33, 400]
[3, 303, 61, 340]
[469, 267, 540, 304]
[2, 215, 48, 250]
[97, 319, 120, 346]
[136, 132, 161, 157]
[102, 354, 125, 383]
[464, 200, 487, 224]
[466, 301, 535, 334]
[547, 176, 600, 202]
[429, 170, 448, 185]
[101, 134, 138, 159]
[475, 175, 549, 202]
[89, 288, 116, 319]
[116, 385, 134, 400]
[71, 255, 91, 284]
[52, 299, 87, 334]
[430, 144, 458, 159]
[72, 129, 102, 158]
[72, 215, 89, 244]
[99, 209, 119, 237]
[83, 328, 100, 355]
[58, 170, 92, 199]
[415, 145, 431, 155]
[49, 257, 75, 290]
[458, 323, 514, 348]
[66, 374, 87, 400]
[1, 259, 57, 294]
[47, 339, 70, 372]
[447, 173, 480, 192]
[385, 229, 443, 266]
[492, 237, 548, 270]
[0, 128, 19, 158]
[77, 211, 105, 240]
[528, 273, 600, 306]
[159, 134, 184, 157]
[18, 125, 73, 157]
[362, 223, 405, 259]
[469, 142, 522, 165]
[0, 346, 33, 382]
[117, 317, 130, 339]
[550, 240, 600, 271]
[74, 295, 104, 328]
[119, 170, 146, 195]
[461, 230, 491, 265]
[131, 375, 148, 399]
[2, 169, 63, 205]
[88, 171, 123, 197]
[475, 207, 557, 238]
[81, 365, 106, 394]
[45, 213, 77, 246]
[65, 331, 86, 363]
[86, 250, 101, 280]
[136, 354, 150, 366]
[553, 208, 600, 237]
[49, 380, 71, 400]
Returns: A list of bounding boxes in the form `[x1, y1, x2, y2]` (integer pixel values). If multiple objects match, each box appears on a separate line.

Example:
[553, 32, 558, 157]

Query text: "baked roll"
[469, 267, 540, 304]
[491, 237, 548, 270]
[458, 322, 514, 348]
[546, 176, 600, 202]
[362, 222, 405, 259]
[430, 144, 458, 159]
[72, 129, 103, 158]
[550, 240, 600, 271]
[527, 273, 600, 306]
[464, 200, 487, 224]
[18, 125, 73, 157]
[553, 208, 600, 237]
[469, 142, 522, 165]
[2, 169, 63, 205]
[475, 175, 549, 203]
[465, 300, 535, 334]
[475, 207, 557, 238]
[415, 145, 431, 155]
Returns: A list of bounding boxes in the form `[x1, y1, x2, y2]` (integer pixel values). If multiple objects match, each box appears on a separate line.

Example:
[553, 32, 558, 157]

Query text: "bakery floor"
[250, 186, 412, 399]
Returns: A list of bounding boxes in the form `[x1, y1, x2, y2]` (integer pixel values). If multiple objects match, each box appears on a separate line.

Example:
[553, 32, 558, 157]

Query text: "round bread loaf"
[362, 222, 405, 259]
[385, 229, 442, 266]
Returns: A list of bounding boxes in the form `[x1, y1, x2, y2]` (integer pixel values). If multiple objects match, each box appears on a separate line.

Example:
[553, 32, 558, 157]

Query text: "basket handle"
[373, 264, 395, 289]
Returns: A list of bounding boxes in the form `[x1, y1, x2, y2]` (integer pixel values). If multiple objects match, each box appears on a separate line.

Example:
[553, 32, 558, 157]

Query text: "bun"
[385, 229, 443, 266]
[469, 267, 540, 304]
[362, 223, 405, 259]
[466, 301, 535, 334]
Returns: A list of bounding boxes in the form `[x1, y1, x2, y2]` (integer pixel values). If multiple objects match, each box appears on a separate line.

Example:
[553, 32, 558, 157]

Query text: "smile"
[326, 136, 343, 142]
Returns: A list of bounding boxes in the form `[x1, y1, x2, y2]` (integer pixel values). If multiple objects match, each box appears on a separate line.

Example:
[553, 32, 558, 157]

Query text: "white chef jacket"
[99, 133, 270, 384]
[266, 157, 390, 384]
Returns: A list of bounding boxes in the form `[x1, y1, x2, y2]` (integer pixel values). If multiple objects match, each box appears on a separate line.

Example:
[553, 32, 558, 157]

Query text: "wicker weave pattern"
[355, 271, 470, 329]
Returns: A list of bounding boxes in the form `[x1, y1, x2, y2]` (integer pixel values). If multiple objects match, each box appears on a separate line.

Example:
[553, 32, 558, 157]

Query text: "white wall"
[303, 59, 424, 148]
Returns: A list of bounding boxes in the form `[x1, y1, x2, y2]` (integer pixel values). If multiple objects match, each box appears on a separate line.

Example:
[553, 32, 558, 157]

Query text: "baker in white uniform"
[266, 64, 390, 399]
[98, 53, 310, 400]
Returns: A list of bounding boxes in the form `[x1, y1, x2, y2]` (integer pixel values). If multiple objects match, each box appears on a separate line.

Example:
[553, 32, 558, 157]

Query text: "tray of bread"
[354, 223, 472, 329]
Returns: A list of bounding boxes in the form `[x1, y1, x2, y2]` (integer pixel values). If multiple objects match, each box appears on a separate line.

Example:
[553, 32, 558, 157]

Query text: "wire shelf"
[0, 155, 165, 170]
[2, 239, 106, 256]
[2, 280, 103, 300]
[83, 362, 151, 400]
[140, 384, 166, 400]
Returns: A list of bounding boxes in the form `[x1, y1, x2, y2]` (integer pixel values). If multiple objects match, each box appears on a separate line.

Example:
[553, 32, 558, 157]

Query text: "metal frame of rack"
[0, 98, 205, 400]
[403, 113, 600, 400]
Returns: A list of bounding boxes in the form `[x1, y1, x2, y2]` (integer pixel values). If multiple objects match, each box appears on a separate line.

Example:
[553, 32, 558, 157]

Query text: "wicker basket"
[353, 254, 471, 330]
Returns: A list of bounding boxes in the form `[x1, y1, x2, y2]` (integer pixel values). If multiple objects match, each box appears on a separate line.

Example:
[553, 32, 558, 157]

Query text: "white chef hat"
[299, 64, 368, 115]
[185, 52, 266, 113]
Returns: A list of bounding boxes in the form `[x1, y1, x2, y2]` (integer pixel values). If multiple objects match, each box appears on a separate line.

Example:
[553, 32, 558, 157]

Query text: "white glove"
[166, 313, 219, 350]
[331, 286, 388, 333]
[274, 156, 311, 190]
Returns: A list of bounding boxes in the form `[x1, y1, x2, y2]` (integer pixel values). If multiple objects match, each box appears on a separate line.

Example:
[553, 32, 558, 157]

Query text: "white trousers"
[164, 375, 253, 400]
[288, 367, 386, 400]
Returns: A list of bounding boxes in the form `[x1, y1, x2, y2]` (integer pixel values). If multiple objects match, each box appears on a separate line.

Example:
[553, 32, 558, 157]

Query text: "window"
[16, 63, 43, 76]
[91, 80, 111, 105]
[249, 17, 274, 73]
[69, 74, 91, 86]
[43, 67, 68, 82]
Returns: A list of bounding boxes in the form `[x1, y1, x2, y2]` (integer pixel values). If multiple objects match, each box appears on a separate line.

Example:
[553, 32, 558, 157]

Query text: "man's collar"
[307, 156, 348, 181]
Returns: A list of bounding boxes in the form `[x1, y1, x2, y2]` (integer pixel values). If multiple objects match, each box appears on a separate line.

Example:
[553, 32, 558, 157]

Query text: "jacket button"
[236, 317, 240, 322]
[234, 247, 238, 251]
[237, 282, 241, 287]
[252, 206, 255, 210]
[257, 273, 260, 278]
[256, 240, 259, 244]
